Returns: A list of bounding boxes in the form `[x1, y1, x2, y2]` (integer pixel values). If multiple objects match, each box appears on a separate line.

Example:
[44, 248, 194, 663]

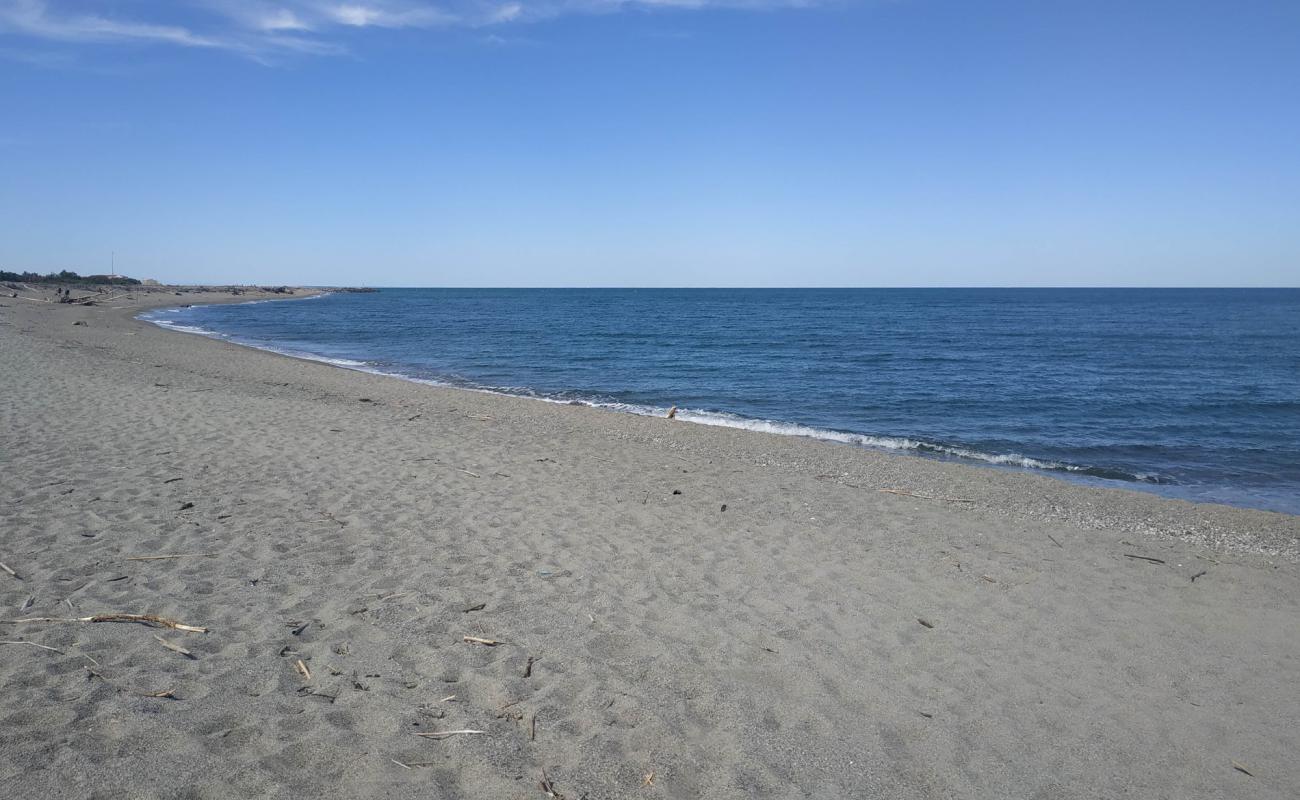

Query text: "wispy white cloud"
[323, 2, 453, 27]
[0, 0, 220, 47]
[0, 0, 817, 64]
[257, 9, 313, 31]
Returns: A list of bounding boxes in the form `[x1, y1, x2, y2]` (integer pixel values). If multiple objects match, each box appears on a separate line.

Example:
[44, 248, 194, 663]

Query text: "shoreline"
[140, 297, 1181, 504]
[134, 289, 1299, 559]
[2, 285, 1298, 799]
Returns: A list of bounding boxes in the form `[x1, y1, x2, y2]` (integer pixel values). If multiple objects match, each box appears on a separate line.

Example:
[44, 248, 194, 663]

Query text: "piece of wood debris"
[1190, 570, 1208, 582]
[154, 634, 195, 659]
[981, 575, 998, 583]
[124, 553, 217, 562]
[1123, 554, 1166, 565]
[294, 659, 312, 681]
[414, 729, 487, 739]
[0, 561, 21, 580]
[440, 694, 457, 702]
[459, 469, 481, 478]
[1046, 534, 1063, 548]
[391, 759, 411, 770]
[0, 640, 64, 654]
[0, 613, 208, 633]
[1231, 760, 1254, 776]
[461, 603, 486, 613]
[297, 687, 337, 703]
[539, 769, 566, 799]
[917, 618, 935, 629]
[523, 655, 538, 678]
[463, 635, 502, 646]
[879, 489, 975, 503]
[140, 689, 176, 699]
[643, 771, 655, 787]
[530, 713, 537, 741]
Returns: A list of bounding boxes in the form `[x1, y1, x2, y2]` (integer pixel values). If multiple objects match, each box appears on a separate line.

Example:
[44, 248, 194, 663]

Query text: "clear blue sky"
[1, 0, 1297, 286]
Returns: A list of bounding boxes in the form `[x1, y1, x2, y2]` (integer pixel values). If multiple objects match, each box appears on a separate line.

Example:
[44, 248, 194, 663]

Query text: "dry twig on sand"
[0, 640, 63, 654]
[879, 488, 975, 503]
[140, 689, 176, 699]
[0, 613, 208, 633]
[124, 553, 217, 562]
[154, 634, 195, 659]
[1123, 554, 1166, 565]
[414, 730, 487, 740]
[463, 635, 502, 646]
[294, 659, 312, 681]
[539, 770, 566, 799]
[0, 561, 21, 580]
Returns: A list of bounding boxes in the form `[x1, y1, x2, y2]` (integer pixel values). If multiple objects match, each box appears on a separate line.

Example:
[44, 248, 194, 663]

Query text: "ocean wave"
[586, 405, 1162, 482]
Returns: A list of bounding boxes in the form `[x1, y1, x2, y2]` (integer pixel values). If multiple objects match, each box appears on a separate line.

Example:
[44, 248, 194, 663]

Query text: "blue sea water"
[142, 289, 1300, 515]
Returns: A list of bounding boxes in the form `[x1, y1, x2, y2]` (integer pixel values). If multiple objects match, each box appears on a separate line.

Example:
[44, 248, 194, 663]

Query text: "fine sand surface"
[2, 287, 1298, 800]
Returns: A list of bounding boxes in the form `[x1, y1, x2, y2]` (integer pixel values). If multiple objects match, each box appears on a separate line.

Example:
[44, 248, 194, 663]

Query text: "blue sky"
[1, 0, 1297, 286]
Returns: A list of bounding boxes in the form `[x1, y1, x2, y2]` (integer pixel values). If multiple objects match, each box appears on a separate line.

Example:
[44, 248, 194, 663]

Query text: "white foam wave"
[149, 319, 221, 336]
[575, 404, 1083, 472]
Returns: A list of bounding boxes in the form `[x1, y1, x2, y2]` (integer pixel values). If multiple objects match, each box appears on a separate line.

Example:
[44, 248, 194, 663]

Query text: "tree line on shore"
[0, 269, 142, 286]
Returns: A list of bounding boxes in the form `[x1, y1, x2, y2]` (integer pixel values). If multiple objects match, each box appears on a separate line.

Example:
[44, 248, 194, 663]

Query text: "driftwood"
[154, 634, 195, 658]
[462, 635, 501, 646]
[0, 613, 208, 633]
[414, 729, 487, 739]
[879, 488, 975, 503]
[294, 659, 312, 681]
[124, 553, 217, 562]
[539, 770, 566, 799]
[0, 561, 20, 580]
[0, 640, 63, 654]
[1123, 554, 1166, 565]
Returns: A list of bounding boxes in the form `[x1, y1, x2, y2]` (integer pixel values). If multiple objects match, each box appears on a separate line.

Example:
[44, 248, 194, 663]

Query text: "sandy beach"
[2, 287, 1298, 799]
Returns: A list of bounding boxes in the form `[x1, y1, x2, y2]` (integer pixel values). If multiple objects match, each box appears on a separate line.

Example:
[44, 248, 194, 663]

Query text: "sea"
[141, 288, 1300, 515]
